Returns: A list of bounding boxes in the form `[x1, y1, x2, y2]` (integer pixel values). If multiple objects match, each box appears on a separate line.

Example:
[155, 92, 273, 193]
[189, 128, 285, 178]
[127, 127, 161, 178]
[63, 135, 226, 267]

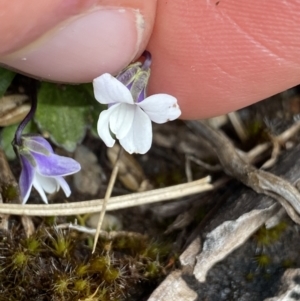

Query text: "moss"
[44, 216, 57, 226]
[245, 272, 255, 282]
[48, 228, 74, 258]
[281, 258, 295, 269]
[74, 279, 90, 292]
[22, 236, 41, 254]
[52, 274, 73, 297]
[76, 264, 90, 277]
[0, 226, 172, 300]
[254, 222, 288, 247]
[103, 267, 120, 283]
[247, 120, 264, 138]
[255, 254, 271, 268]
[142, 241, 171, 261]
[144, 262, 161, 278]
[1, 184, 18, 201]
[12, 251, 29, 268]
[89, 256, 110, 273]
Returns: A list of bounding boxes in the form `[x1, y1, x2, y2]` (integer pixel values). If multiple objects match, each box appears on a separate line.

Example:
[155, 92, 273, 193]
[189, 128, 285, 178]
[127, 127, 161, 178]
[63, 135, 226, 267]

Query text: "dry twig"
[186, 121, 300, 224]
[56, 222, 147, 241]
[244, 120, 300, 165]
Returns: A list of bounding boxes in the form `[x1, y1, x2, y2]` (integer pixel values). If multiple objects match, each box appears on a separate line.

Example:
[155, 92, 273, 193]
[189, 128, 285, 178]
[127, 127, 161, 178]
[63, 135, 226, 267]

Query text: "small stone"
[107, 144, 152, 192]
[73, 145, 103, 195]
[87, 213, 122, 231]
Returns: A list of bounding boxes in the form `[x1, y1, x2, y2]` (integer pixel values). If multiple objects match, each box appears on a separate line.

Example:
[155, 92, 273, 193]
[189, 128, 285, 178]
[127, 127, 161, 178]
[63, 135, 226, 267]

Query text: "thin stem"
[14, 81, 37, 145]
[92, 147, 123, 253]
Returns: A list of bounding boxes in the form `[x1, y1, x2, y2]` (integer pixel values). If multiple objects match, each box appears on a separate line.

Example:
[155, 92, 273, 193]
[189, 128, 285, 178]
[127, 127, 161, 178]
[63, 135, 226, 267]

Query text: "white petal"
[35, 173, 59, 194]
[119, 107, 152, 154]
[93, 73, 134, 105]
[55, 177, 71, 197]
[109, 103, 135, 139]
[138, 94, 181, 124]
[32, 175, 49, 204]
[97, 105, 119, 147]
[33, 173, 71, 203]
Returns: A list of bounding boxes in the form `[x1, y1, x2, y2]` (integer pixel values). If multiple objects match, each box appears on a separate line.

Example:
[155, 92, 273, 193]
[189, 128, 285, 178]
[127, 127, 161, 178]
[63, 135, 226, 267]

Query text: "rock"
[73, 145, 104, 195]
[86, 213, 122, 231]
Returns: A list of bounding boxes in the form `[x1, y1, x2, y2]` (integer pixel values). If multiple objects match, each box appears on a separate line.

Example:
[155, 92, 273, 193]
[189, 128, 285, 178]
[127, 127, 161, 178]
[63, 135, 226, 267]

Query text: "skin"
[1, 0, 300, 119]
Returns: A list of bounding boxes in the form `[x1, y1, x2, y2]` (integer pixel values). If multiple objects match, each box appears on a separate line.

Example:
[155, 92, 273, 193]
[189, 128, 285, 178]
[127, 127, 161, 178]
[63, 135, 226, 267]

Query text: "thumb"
[0, 0, 157, 83]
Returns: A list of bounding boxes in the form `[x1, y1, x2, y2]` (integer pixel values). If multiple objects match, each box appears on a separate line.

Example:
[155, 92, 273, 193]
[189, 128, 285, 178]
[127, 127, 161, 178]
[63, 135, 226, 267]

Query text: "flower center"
[116, 51, 152, 103]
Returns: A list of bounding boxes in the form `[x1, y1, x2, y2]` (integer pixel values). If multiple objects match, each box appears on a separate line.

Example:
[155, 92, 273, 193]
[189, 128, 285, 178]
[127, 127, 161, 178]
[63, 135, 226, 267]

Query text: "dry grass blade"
[187, 154, 222, 172]
[277, 120, 300, 143]
[245, 120, 300, 165]
[0, 176, 212, 216]
[227, 111, 248, 142]
[92, 148, 121, 253]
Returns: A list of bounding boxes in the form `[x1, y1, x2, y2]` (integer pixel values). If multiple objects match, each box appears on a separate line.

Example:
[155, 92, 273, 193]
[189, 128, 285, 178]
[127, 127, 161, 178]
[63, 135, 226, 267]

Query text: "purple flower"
[15, 135, 81, 204]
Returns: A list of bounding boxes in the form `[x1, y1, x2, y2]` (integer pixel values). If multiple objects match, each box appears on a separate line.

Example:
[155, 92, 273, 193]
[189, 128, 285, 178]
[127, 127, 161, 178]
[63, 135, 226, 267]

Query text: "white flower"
[93, 73, 181, 154]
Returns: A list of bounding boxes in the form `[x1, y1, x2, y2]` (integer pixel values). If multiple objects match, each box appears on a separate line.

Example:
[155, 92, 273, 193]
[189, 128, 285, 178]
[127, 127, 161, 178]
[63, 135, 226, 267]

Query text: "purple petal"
[23, 135, 54, 153]
[116, 63, 140, 86]
[24, 140, 51, 156]
[136, 88, 146, 103]
[33, 153, 81, 177]
[19, 156, 35, 204]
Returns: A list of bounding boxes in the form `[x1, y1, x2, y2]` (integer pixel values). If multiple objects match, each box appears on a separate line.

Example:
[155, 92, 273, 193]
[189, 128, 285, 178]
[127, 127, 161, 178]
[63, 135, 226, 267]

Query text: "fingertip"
[147, 0, 300, 119]
[0, 0, 157, 83]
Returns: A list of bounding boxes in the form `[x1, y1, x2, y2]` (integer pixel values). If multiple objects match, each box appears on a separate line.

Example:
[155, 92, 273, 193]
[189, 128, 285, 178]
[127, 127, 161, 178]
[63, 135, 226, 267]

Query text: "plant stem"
[14, 81, 37, 145]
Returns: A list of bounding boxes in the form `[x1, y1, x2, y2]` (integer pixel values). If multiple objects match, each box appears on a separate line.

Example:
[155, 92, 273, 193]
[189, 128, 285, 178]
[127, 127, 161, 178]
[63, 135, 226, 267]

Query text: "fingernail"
[1, 8, 144, 82]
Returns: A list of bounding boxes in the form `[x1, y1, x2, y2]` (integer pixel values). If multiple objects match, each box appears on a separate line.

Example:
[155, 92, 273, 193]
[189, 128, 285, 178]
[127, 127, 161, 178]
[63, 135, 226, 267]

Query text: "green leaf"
[0, 67, 16, 98]
[0, 121, 36, 160]
[35, 83, 92, 152]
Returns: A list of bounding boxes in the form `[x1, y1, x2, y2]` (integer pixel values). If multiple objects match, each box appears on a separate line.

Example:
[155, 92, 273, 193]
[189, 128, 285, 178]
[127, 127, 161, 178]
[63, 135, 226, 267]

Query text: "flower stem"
[14, 81, 37, 146]
[92, 146, 123, 253]
[142, 50, 152, 70]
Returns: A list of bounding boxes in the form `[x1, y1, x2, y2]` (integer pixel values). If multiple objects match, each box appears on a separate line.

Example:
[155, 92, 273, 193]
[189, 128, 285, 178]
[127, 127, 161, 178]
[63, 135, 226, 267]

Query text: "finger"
[147, 0, 300, 119]
[0, 0, 157, 82]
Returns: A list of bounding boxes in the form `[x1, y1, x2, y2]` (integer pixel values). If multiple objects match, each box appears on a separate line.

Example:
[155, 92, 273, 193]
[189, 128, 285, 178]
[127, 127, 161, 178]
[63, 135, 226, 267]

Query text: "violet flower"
[93, 51, 181, 154]
[15, 135, 80, 204]
[13, 82, 81, 204]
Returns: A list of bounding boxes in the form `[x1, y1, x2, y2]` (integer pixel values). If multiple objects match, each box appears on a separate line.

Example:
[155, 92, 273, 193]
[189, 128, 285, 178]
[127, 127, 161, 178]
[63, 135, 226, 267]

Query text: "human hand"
[1, 0, 300, 119]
